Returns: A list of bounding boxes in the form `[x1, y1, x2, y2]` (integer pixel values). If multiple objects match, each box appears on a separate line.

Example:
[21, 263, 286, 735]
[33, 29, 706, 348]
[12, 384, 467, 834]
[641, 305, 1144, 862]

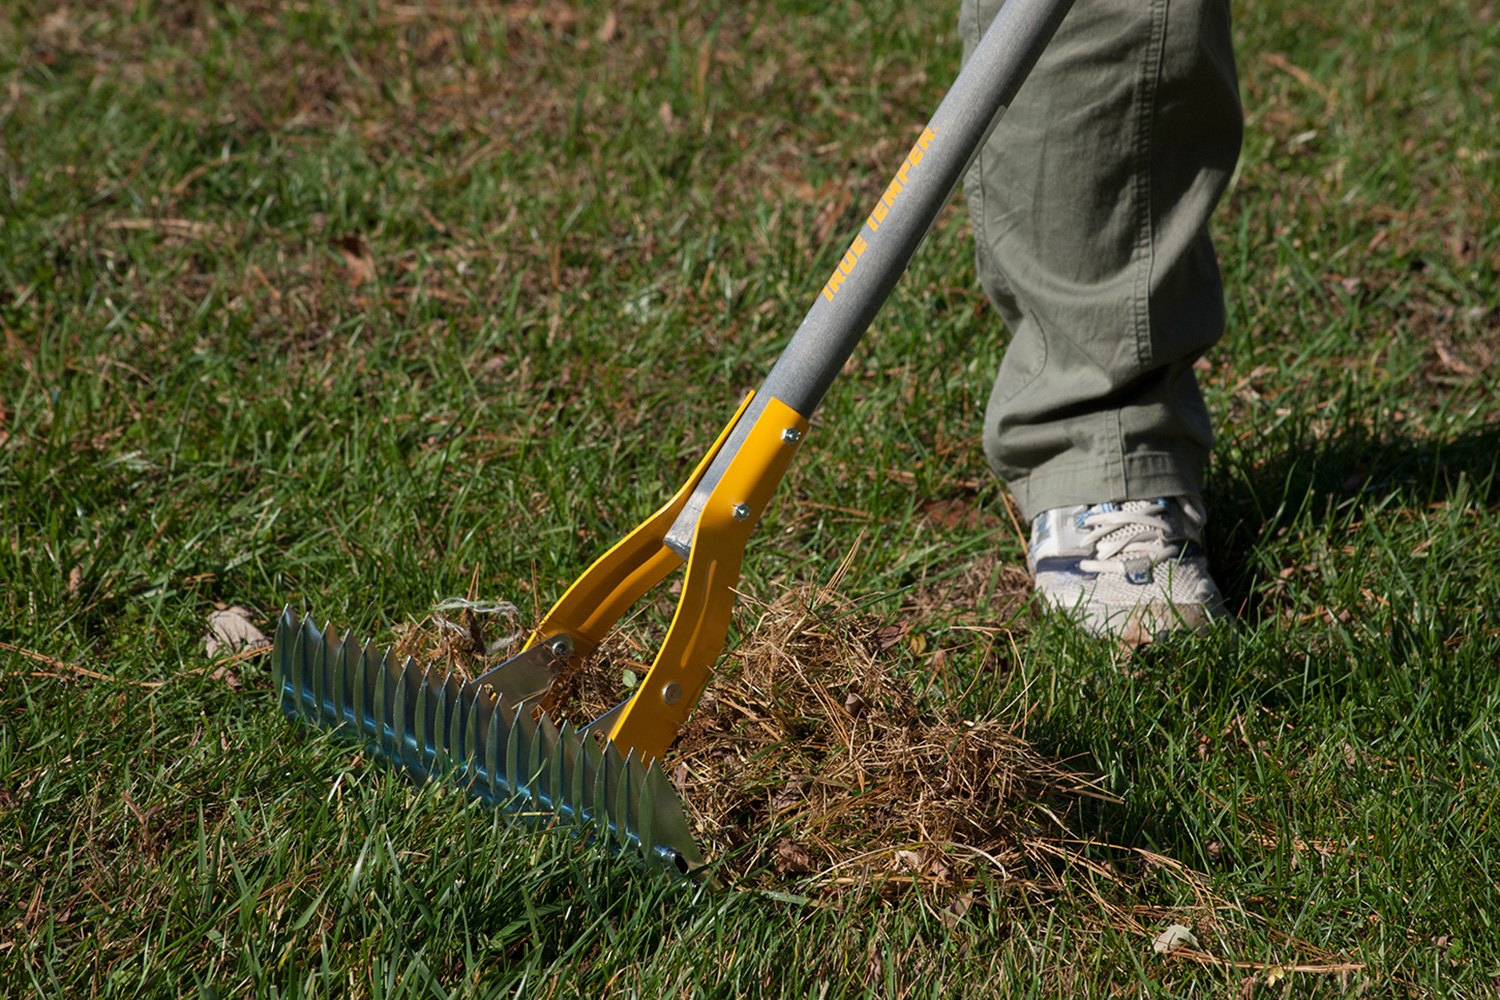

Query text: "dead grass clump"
[666, 588, 1106, 892]
[383, 580, 1103, 896]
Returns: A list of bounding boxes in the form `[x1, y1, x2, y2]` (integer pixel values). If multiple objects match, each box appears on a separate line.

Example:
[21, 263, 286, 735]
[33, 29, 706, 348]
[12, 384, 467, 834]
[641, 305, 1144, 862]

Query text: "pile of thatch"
[664, 589, 1107, 890]
[387, 579, 1107, 894]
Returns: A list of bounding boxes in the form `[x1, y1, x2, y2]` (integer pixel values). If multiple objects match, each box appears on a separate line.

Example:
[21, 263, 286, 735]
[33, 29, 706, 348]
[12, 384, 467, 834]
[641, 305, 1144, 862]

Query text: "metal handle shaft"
[665, 0, 1075, 553]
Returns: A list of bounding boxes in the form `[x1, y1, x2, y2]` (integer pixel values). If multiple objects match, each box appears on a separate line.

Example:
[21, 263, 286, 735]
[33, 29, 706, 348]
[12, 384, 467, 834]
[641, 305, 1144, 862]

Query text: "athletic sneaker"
[1027, 496, 1227, 642]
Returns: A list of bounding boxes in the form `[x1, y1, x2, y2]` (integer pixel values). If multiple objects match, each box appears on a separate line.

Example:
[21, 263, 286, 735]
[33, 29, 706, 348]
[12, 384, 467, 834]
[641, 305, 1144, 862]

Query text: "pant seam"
[1132, 0, 1170, 372]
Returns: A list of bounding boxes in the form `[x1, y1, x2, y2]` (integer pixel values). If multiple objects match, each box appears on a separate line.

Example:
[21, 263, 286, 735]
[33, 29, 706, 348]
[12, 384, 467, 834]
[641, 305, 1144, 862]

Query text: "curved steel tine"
[614, 749, 639, 852]
[309, 624, 328, 727]
[596, 741, 625, 846]
[643, 762, 703, 874]
[328, 624, 351, 732]
[633, 756, 655, 865]
[412, 661, 434, 777]
[528, 711, 558, 816]
[289, 618, 312, 720]
[273, 609, 295, 715]
[523, 709, 546, 814]
[441, 669, 465, 772]
[553, 720, 581, 828]
[504, 700, 528, 811]
[474, 688, 502, 803]
[370, 641, 394, 762]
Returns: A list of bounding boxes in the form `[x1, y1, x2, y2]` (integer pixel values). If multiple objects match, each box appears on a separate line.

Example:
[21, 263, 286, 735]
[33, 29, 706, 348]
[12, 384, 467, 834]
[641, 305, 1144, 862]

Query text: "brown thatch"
[384, 570, 1111, 896]
[663, 587, 1109, 892]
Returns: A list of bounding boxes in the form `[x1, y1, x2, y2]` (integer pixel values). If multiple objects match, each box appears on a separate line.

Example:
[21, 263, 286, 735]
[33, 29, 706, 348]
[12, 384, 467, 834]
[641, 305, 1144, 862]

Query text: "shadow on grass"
[1208, 417, 1500, 622]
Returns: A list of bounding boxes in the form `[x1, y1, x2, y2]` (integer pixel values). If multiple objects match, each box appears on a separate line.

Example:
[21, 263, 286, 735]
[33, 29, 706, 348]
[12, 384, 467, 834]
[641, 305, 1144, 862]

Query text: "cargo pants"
[959, 0, 1243, 519]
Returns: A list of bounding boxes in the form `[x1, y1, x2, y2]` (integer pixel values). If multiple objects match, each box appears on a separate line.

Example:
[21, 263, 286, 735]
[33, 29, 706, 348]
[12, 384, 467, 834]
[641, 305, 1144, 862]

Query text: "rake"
[273, 0, 1075, 878]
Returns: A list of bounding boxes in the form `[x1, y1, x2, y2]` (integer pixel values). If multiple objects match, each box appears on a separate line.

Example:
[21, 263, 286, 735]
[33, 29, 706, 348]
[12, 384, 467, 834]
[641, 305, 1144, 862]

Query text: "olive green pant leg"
[959, 0, 1243, 520]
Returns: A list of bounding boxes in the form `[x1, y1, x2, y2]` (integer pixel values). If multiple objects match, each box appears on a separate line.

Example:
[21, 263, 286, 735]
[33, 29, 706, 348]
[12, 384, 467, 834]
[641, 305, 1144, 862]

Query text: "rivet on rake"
[661, 682, 682, 706]
[781, 428, 802, 443]
[731, 503, 750, 520]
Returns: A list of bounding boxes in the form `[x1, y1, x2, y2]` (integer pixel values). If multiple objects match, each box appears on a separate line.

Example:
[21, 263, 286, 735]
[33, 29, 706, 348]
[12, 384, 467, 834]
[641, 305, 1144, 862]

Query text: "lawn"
[2, 0, 1498, 996]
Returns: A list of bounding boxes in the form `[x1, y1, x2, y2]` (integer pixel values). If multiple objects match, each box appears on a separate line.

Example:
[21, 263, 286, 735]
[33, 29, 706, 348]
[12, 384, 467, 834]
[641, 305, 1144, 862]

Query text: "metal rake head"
[272, 609, 706, 877]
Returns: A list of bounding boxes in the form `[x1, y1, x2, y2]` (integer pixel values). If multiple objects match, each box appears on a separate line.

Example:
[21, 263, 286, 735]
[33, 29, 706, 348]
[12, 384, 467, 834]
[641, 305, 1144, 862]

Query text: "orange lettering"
[825, 269, 847, 298]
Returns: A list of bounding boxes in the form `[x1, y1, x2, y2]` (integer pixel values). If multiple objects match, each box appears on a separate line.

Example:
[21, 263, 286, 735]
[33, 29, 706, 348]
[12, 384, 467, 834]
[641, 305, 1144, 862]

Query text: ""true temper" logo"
[821, 126, 937, 302]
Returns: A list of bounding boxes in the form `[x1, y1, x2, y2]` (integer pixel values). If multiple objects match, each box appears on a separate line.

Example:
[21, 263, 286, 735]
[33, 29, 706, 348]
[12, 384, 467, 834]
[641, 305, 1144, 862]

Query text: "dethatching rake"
[273, 0, 1075, 878]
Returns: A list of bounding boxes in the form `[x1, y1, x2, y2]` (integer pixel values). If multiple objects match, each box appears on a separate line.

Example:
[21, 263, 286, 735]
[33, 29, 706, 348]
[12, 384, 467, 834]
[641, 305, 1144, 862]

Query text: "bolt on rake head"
[272, 609, 706, 878]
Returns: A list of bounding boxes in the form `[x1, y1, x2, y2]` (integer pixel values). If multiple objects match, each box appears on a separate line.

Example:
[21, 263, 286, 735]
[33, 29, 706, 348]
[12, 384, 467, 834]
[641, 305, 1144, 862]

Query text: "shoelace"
[1077, 501, 1184, 576]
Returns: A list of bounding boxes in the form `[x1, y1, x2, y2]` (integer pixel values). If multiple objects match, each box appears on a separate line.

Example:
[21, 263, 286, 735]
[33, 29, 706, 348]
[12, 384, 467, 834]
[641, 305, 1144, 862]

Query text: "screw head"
[661, 682, 683, 705]
[547, 635, 573, 658]
[731, 503, 751, 520]
[781, 428, 802, 443]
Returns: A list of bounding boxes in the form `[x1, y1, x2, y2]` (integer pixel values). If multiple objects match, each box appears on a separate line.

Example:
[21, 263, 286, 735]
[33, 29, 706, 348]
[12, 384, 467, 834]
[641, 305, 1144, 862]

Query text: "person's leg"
[959, 0, 1243, 640]
[959, 0, 1242, 520]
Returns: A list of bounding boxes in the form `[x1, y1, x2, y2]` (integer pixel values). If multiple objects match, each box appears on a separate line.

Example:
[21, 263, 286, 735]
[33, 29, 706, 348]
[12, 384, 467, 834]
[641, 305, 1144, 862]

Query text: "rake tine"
[634, 758, 656, 862]
[369, 642, 392, 761]
[273, 610, 293, 715]
[453, 676, 473, 766]
[390, 654, 411, 772]
[615, 749, 640, 852]
[343, 630, 367, 739]
[644, 762, 702, 874]
[425, 666, 450, 775]
[309, 624, 329, 727]
[552, 720, 577, 825]
[289, 617, 312, 720]
[569, 725, 593, 833]
[481, 690, 504, 803]
[412, 662, 434, 777]
[596, 742, 625, 846]
[438, 669, 464, 774]
[554, 718, 575, 824]
[329, 624, 352, 733]
[503, 700, 527, 810]
[401, 656, 429, 774]
[524, 709, 547, 814]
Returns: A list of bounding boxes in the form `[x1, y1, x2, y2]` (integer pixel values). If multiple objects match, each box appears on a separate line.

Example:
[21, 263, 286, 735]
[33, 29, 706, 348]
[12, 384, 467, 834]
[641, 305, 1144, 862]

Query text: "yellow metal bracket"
[524, 393, 754, 660]
[605, 397, 808, 761]
[521, 394, 808, 763]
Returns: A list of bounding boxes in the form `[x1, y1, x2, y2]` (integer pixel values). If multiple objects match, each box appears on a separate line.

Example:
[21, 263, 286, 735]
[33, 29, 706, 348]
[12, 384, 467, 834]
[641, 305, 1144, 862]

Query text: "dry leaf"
[771, 778, 804, 812]
[334, 234, 378, 285]
[595, 10, 617, 43]
[1152, 924, 1200, 955]
[939, 892, 974, 929]
[773, 838, 813, 874]
[868, 622, 907, 655]
[205, 606, 269, 659]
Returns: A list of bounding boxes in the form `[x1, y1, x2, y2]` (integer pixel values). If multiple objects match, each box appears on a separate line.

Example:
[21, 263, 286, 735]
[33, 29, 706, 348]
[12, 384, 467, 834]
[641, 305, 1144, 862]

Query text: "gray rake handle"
[664, 0, 1075, 553]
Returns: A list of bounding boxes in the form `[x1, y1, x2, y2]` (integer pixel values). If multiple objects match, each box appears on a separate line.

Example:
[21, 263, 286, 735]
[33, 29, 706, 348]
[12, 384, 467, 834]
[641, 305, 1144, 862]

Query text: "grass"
[2, 0, 1498, 995]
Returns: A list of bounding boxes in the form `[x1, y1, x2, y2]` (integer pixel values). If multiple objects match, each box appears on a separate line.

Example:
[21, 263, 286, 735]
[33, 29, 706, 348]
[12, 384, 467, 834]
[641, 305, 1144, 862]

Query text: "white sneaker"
[1027, 496, 1228, 643]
